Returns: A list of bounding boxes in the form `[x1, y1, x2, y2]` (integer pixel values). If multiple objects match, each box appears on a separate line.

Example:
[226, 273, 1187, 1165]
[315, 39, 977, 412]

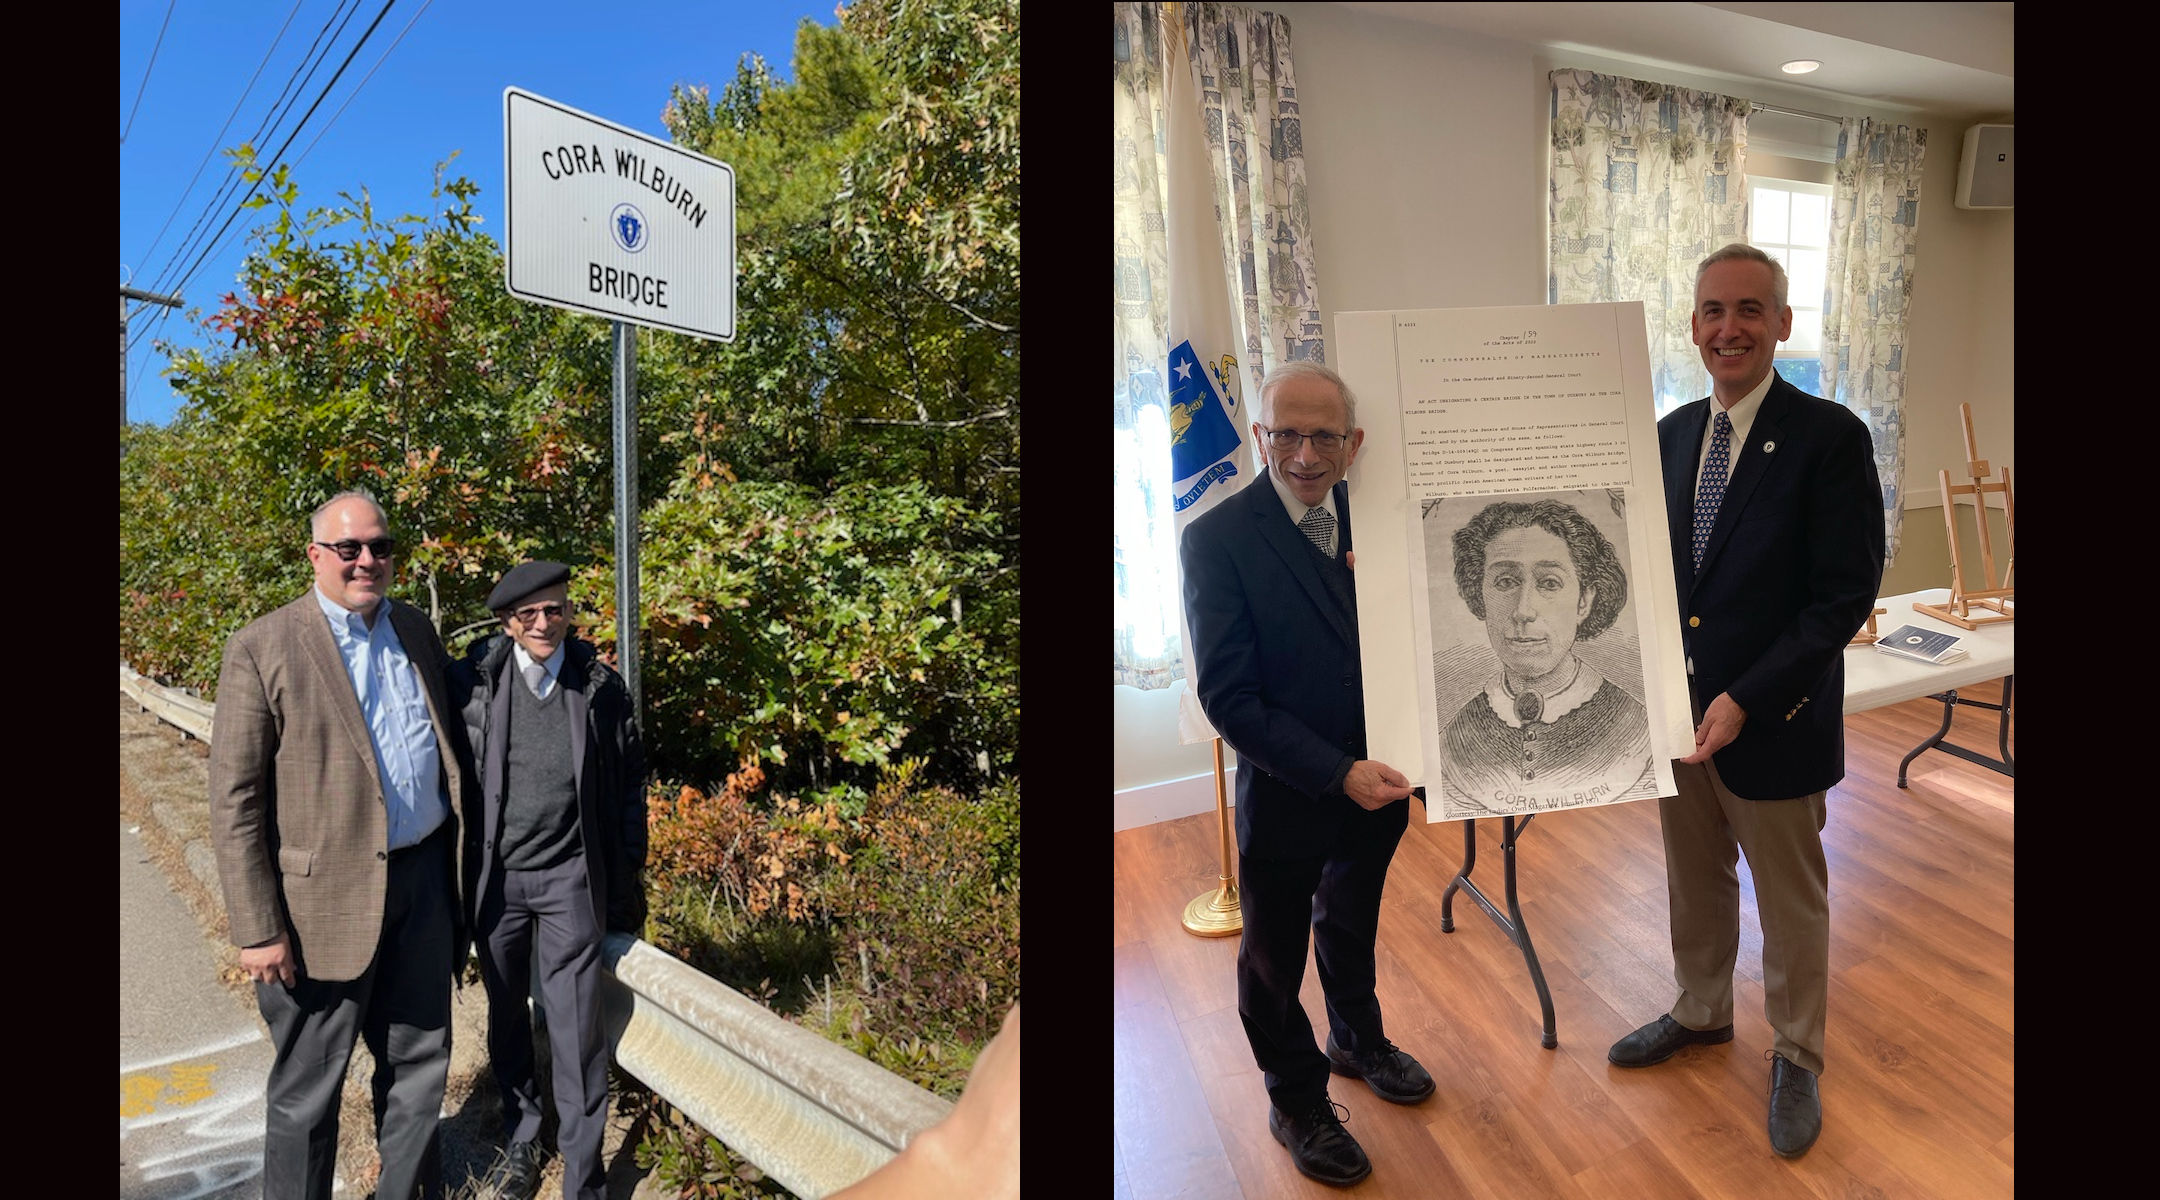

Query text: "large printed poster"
[1338, 303, 1692, 821]
[1417, 489, 1659, 817]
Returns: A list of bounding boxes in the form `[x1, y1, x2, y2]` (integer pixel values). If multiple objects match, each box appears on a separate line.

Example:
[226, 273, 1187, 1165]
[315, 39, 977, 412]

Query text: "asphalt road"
[120, 817, 278, 1200]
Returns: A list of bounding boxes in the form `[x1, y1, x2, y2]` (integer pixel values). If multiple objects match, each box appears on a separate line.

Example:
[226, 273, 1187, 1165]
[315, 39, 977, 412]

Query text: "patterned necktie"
[1692, 409, 1734, 570]
[1299, 504, 1336, 559]
[523, 661, 548, 698]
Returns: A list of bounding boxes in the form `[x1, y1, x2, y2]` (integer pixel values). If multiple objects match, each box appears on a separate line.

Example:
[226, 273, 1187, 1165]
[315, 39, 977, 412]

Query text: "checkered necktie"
[1299, 504, 1337, 559]
[1692, 410, 1733, 570]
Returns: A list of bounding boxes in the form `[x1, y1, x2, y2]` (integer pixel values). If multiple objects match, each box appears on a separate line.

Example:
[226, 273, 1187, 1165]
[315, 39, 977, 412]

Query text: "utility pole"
[121, 285, 183, 453]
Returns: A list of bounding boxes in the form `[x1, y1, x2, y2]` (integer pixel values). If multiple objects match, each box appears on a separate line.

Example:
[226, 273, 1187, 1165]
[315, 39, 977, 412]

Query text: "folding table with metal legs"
[1898, 674, 2013, 787]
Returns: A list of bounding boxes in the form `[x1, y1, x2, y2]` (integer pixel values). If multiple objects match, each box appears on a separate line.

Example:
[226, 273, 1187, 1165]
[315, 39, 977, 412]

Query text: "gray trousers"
[256, 828, 454, 1200]
[476, 854, 609, 1200]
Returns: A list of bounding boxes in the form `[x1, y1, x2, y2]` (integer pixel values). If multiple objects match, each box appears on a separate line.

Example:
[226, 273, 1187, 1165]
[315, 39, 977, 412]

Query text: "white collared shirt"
[1483, 660, 1605, 729]
[1695, 366, 1777, 487]
[1269, 466, 1339, 558]
[512, 641, 566, 700]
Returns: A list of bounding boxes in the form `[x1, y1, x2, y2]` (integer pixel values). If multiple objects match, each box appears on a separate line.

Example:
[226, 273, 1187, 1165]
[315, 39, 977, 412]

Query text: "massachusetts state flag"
[1163, 19, 1247, 745]
[1167, 339, 1241, 511]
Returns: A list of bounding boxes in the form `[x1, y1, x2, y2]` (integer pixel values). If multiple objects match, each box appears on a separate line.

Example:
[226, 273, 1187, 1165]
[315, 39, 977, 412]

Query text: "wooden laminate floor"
[1113, 682, 2013, 1200]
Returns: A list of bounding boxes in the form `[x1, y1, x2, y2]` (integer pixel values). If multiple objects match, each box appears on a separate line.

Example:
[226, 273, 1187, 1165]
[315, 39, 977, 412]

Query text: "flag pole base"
[1182, 878, 1242, 937]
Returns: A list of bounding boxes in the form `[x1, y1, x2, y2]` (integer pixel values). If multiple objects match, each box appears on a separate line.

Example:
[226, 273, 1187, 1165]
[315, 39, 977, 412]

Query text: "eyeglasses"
[512, 602, 568, 625]
[1260, 427, 1348, 453]
[313, 538, 398, 561]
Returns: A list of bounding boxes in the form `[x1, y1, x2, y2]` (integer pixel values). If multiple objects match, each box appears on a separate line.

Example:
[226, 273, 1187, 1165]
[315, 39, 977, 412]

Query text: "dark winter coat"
[452, 634, 648, 935]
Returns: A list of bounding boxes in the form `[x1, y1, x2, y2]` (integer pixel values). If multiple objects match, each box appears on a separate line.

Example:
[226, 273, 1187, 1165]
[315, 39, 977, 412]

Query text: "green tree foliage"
[656, 0, 1018, 513]
[638, 477, 1010, 793]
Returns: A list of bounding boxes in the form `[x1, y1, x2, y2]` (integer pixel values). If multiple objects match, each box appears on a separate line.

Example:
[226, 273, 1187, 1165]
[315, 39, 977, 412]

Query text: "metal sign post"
[612, 320, 640, 715]
[502, 87, 734, 720]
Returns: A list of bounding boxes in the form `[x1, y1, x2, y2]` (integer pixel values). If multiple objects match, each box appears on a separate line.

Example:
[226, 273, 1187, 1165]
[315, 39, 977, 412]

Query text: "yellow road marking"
[119, 1061, 220, 1118]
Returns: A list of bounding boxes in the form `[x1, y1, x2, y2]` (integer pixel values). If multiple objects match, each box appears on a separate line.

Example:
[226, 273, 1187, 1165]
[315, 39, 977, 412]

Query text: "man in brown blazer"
[209, 491, 471, 1200]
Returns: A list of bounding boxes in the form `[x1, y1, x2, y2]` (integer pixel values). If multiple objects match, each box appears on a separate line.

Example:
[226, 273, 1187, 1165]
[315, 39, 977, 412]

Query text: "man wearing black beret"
[453, 561, 648, 1200]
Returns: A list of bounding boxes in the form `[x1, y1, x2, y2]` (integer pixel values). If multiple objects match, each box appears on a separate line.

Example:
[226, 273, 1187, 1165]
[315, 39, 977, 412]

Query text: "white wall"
[1113, 679, 1236, 792]
[1113, 4, 2012, 821]
[1898, 114, 2014, 512]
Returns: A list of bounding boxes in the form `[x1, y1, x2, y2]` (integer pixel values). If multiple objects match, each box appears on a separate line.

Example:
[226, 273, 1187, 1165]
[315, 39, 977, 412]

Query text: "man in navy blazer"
[1182, 361, 1430, 1188]
[1606, 244, 1884, 1160]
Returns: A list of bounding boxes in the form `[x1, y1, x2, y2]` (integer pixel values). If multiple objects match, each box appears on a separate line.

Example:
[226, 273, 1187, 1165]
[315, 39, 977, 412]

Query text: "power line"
[120, 0, 178, 145]
[133, 0, 428, 363]
[162, 0, 399, 304]
[131, 0, 309, 273]
[135, 0, 348, 303]
[292, 0, 435, 170]
[128, 0, 397, 363]
[139, 0, 366, 302]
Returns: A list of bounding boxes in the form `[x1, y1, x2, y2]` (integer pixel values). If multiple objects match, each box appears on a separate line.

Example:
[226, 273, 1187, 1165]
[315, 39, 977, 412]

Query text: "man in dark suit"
[1181, 361, 1431, 1188]
[209, 490, 470, 1200]
[455, 561, 648, 1200]
[1606, 244, 1884, 1159]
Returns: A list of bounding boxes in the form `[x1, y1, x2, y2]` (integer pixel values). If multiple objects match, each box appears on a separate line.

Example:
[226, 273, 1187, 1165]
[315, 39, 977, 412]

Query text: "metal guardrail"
[120, 662, 215, 742]
[121, 663, 951, 1199]
[602, 934, 951, 1198]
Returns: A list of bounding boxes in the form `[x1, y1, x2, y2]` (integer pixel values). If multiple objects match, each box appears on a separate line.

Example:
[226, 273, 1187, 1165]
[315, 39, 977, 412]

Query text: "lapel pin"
[1762, 440, 1776, 453]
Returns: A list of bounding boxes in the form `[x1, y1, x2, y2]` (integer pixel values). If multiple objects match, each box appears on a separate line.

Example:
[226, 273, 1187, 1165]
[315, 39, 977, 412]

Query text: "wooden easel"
[1913, 403, 2013, 630]
[1849, 607, 1889, 646]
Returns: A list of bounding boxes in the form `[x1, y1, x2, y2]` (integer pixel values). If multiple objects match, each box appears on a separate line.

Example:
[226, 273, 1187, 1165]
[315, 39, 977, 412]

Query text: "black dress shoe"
[1607, 1014, 1735, 1067]
[482, 1140, 547, 1200]
[1269, 1098, 1372, 1187]
[1766, 1052, 1822, 1158]
[1326, 1033, 1435, 1104]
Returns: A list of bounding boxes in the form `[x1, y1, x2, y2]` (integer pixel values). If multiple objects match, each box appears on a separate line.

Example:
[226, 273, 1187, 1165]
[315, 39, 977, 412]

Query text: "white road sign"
[504, 87, 735, 340]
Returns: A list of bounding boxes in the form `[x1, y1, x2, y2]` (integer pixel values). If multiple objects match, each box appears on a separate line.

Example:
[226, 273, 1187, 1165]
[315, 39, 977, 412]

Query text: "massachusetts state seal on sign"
[610, 202, 648, 253]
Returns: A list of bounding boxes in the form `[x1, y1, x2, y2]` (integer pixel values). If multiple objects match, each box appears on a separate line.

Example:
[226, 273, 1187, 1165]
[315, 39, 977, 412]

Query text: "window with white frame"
[1746, 176, 1831, 397]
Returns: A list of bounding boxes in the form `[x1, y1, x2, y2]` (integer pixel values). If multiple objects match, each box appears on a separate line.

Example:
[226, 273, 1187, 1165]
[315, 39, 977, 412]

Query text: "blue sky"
[121, 0, 833, 425]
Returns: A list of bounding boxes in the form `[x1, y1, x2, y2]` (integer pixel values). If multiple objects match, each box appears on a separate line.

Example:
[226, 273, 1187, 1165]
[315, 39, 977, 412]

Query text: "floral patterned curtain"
[1822, 118, 1925, 567]
[1114, 2, 1323, 689]
[1549, 69, 1751, 415]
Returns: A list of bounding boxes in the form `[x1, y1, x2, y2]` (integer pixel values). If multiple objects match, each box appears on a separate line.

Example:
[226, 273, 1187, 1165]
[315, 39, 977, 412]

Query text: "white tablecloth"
[1842, 588, 2015, 715]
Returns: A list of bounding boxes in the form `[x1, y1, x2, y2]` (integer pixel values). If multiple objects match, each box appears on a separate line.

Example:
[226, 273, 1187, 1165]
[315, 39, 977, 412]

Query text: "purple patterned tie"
[1692, 410, 1733, 570]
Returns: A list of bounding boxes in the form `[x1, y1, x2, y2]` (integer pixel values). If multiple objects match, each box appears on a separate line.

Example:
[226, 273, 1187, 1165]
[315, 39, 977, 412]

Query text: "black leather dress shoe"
[1766, 1052, 1822, 1158]
[482, 1139, 546, 1200]
[1607, 1014, 1735, 1067]
[1269, 1098, 1372, 1187]
[1326, 1034, 1435, 1104]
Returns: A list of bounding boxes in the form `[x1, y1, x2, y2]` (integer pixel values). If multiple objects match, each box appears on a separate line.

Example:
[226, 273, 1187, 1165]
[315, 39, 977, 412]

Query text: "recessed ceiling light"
[1781, 59, 1822, 74]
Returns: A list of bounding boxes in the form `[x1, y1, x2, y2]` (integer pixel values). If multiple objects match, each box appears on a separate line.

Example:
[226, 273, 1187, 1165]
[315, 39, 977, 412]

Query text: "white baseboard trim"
[1115, 767, 1237, 833]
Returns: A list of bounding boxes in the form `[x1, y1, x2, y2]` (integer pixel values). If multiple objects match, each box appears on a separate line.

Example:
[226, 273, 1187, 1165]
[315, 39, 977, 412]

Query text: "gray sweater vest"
[500, 675, 583, 870]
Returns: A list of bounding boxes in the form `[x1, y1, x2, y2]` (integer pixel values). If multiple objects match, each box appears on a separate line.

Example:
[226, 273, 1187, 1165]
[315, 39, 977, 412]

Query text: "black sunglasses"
[512, 602, 569, 625]
[314, 538, 398, 561]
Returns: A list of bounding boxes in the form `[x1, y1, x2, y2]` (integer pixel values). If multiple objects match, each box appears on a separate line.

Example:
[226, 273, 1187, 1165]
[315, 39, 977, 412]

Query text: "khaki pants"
[1659, 751, 1830, 1076]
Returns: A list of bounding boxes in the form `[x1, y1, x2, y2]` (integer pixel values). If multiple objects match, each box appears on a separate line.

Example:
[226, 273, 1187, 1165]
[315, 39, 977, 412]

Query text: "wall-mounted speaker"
[1956, 124, 2013, 210]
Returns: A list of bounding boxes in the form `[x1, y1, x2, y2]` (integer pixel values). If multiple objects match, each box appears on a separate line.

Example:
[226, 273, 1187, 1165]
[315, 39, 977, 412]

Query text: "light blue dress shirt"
[313, 588, 450, 850]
